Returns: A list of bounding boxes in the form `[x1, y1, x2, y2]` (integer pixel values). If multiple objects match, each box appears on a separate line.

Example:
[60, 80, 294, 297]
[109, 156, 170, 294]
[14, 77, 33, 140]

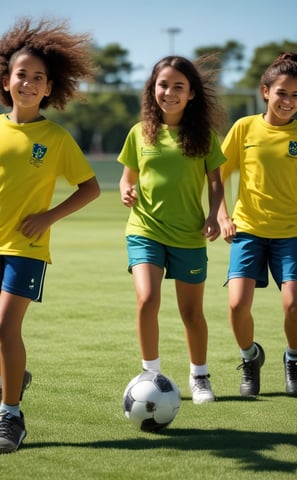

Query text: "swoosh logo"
[29, 243, 42, 248]
[244, 144, 261, 150]
[189, 268, 202, 275]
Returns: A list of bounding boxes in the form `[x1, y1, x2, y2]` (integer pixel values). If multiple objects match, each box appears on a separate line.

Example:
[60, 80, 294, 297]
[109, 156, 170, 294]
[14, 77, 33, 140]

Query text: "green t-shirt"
[221, 114, 297, 238]
[118, 122, 226, 248]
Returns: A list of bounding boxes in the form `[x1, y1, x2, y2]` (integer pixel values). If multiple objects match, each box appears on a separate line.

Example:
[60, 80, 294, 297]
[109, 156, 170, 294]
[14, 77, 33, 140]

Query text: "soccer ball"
[123, 371, 181, 432]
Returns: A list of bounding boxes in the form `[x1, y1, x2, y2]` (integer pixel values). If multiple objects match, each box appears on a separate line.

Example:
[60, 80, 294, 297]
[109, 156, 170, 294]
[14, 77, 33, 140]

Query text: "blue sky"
[2, 0, 297, 86]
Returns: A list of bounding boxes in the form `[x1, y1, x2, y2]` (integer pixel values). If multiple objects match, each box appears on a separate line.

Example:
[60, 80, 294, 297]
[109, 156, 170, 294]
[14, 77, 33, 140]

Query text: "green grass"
[2, 165, 297, 479]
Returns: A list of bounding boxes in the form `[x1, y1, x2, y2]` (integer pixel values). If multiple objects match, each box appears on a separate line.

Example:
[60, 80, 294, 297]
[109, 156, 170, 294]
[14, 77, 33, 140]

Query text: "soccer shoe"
[0, 411, 26, 454]
[236, 342, 265, 396]
[189, 374, 215, 404]
[283, 353, 297, 396]
[0, 370, 32, 402]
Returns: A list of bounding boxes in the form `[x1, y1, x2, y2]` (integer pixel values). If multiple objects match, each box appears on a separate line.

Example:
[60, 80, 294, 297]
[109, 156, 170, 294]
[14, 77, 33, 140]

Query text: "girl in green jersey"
[119, 55, 226, 405]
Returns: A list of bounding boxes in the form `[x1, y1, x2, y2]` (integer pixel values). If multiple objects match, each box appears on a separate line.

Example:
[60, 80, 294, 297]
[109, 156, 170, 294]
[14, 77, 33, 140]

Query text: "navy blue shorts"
[0, 255, 47, 302]
[227, 233, 297, 289]
[126, 235, 207, 284]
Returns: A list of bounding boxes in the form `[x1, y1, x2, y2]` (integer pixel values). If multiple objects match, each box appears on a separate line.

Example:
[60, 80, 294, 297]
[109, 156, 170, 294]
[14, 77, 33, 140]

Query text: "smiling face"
[3, 51, 52, 120]
[263, 74, 297, 126]
[154, 66, 194, 127]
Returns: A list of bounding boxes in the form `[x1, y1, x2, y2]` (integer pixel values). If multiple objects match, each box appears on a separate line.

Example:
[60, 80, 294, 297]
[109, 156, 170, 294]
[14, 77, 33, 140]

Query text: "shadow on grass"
[182, 392, 292, 402]
[181, 395, 259, 402]
[23, 428, 297, 473]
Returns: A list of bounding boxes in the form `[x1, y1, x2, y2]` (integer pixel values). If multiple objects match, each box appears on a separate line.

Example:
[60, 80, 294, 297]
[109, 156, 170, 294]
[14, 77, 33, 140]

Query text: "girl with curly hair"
[0, 17, 100, 452]
[119, 55, 226, 406]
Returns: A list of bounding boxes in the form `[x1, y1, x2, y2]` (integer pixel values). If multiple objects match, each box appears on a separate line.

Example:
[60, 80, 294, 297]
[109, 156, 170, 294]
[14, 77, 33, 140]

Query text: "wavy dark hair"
[141, 55, 226, 157]
[0, 17, 95, 110]
[260, 51, 297, 102]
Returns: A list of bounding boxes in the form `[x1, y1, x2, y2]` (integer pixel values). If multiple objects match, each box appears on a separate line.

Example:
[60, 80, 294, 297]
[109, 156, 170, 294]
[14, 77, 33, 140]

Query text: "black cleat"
[237, 343, 265, 396]
[0, 411, 26, 454]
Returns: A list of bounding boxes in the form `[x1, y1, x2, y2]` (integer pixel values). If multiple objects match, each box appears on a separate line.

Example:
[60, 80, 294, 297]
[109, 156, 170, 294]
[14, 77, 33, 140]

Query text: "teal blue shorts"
[126, 235, 207, 284]
[0, 255, 47, 302]
[228, 233, 297, 289]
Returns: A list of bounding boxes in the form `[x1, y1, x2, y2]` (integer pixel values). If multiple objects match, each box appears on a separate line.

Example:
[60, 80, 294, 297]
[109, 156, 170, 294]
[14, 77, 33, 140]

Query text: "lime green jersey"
[0, 114, 95, 262]
[118, 122, 226, 248]
[221, 114, 297, 238]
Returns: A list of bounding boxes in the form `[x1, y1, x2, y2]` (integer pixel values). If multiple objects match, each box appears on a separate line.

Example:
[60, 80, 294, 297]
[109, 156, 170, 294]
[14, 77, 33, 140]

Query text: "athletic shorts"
[126, 235, 207, 284]
[0, 255, 47, 302]
[227, 233, 297, 289]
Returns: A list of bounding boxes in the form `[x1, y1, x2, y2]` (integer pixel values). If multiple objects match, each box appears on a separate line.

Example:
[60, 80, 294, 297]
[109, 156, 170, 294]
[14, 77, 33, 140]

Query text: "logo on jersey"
[30, 143, 47, 167]
[141, 147, 161, 156]
[288, 141, 297, 156]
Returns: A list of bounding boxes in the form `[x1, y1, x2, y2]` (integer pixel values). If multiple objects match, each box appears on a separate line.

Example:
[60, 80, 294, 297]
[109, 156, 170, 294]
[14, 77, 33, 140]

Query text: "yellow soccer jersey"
[118, 122, 226, 248]
[221, 114, 297, 238]
[0, 114, 95, 262]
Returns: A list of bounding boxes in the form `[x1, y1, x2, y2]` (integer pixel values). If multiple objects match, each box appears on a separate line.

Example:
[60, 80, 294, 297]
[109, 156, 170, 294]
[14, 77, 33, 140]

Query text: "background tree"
[47, 90, 140, 153]
[236, 40, 297, 88]
[194, 40, 245, 85]
[92, 43, 134, 87]
[46, 43, 140, 152]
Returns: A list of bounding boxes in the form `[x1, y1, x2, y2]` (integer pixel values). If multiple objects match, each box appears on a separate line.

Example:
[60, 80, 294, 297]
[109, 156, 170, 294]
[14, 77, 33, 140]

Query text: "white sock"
[240, 343, 257, 360]
[0, 402, 20, 417]
[190, 362, 208, 377]
[142, 358, 161, 373]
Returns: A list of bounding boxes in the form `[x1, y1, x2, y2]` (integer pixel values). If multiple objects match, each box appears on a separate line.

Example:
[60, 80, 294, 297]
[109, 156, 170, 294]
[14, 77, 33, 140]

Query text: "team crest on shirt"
[288, 141, 297, 156]
[30, 143, 47, 167]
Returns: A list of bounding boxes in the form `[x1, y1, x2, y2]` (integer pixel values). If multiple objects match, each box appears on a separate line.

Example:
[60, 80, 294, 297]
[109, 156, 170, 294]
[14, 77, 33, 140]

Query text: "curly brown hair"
[0, 17, 95, 110]
[141, 55, 226, 157]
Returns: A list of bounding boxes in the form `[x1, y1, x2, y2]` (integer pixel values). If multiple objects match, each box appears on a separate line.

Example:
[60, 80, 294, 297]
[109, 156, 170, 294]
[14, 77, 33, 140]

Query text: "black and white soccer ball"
[123, 371, 181, 432]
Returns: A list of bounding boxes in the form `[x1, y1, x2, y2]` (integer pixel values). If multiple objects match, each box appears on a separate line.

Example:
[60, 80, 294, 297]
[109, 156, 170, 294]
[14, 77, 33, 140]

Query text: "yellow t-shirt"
[221, 114, 297, 238]
[0, 114, 95, 262]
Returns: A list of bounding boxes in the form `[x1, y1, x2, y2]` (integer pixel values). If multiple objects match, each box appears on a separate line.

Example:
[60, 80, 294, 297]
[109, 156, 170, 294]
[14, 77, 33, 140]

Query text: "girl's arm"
[218, 195, 236, 244]
[203, 167, 223, 242]
[119, 166, 139, 207]
[217, 168, 237, 243]
[18, 176, 100, 240]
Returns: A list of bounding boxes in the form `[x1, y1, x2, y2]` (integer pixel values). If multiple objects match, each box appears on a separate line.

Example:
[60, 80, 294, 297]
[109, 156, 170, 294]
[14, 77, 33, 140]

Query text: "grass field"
[2, 160, 297, 479]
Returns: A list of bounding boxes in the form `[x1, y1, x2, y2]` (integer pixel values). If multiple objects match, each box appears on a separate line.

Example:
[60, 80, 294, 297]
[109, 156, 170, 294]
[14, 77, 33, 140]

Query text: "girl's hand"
[219, 217, 237, 243]
[121, 186, 138, 207]
[17, 211, 52, 240]
[203, 218, 221, 242]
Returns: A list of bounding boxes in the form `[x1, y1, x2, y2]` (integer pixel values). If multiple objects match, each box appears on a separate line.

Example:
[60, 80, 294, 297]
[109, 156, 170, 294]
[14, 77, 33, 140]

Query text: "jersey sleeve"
[56, 129, 96, 185]
[204, 130, 227, 173]
[220, 120, 242, 182]
[117, 124, 140, 171]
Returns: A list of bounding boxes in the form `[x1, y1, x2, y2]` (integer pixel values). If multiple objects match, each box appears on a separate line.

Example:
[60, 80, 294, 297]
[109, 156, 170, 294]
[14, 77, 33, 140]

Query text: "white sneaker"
[189, 374, 215, 404]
